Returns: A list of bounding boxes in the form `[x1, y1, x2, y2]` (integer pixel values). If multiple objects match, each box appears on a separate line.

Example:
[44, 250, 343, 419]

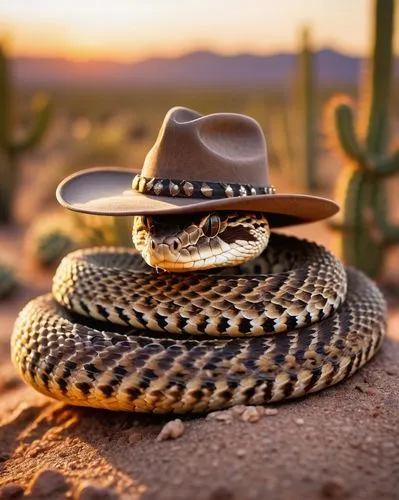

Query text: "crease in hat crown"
[141, 106, 270, 186]
[55, 105, 339, 226]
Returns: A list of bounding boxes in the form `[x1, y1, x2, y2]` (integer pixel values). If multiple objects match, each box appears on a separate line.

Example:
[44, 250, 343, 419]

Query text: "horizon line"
[8, 45, 373, 65]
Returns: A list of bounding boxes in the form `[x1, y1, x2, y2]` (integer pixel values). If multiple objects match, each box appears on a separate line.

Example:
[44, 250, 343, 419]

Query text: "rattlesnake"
[12, 212, 387, 413]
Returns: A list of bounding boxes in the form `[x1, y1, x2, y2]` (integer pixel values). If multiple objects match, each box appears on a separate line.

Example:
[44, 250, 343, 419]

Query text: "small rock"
[295, 418, 305, 426]
[206, 411, 233, 423]
[0, 484, 24, 499]
[236, 448, 246, 458]
[241, 406, 264, 423]
[355, 384, 367, 393]
[372, 406, 381, 418]
[264, 408, 279, 416]
[28, 469, 68, 497]
[230, 405, 247, 416]
[320, 478, 347, 498]
[76, 484, 118, 500]
[156, 419, 184, 441]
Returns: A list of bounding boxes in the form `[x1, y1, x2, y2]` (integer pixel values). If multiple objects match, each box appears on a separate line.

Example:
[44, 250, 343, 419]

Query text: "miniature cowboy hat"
[57, 106, 338, 227]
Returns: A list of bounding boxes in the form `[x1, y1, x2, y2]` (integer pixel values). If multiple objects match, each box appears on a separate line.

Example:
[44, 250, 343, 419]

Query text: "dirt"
[0, 228, 399, 500]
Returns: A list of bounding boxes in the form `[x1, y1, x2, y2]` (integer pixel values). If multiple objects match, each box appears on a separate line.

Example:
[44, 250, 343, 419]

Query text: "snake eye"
[203, 214, 221, 238]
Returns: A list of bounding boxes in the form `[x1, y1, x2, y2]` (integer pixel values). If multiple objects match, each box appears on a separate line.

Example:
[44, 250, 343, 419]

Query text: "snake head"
[132, 211, 270, 272]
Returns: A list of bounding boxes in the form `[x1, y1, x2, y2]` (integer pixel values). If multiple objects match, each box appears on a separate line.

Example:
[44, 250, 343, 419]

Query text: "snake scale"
[12, 211, 387, 413]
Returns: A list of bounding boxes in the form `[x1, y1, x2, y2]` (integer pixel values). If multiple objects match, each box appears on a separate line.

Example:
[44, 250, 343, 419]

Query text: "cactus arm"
[9, 94, 52, 152]
[381, 224, 399, 244]
[364, 0, 394, 155]
[327, 220, 352, 233]
[374, 209, 399, 244]
[371, 149, 399, 177]
[331, 99, 365, 163]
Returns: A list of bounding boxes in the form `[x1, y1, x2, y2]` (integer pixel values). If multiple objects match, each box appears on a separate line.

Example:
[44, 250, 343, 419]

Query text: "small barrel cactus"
[34, 231, 78, 268]
[0, 262, 17, 299]
[26, 212, 133, 268]
[26, 214, 78, 268]
[71, 212, 133, 247]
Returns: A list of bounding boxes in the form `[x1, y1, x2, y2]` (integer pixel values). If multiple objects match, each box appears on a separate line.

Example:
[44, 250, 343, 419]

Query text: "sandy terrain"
[0, 223, 399, 500]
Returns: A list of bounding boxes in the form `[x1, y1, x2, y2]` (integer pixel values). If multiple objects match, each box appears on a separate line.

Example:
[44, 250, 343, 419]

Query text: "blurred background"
[0, 0, 398, 297]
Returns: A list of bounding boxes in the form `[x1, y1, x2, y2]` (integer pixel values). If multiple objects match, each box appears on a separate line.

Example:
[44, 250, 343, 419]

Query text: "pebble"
[241, 406, 264, 423]
[0, 484, 24, 499]
[236, 448, 246, 458]
[28, 469, 68, 497]
[355, 384, 366, 393]
[156, 419, 185, 441]
[230, 405, 247, 416]
[320, 478, 347, 498]
[295, 418, 305, 425]
[206, 411, 233, 423]
[76, 484, 119, 500]
[208, 406, 278, 423]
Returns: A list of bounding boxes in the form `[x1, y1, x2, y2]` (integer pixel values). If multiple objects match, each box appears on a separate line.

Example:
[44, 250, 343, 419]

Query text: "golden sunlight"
[2, 0, 395, 61]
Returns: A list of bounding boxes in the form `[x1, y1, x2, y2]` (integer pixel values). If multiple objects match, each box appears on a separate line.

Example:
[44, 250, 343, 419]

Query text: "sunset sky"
[1, 0, 398, 62]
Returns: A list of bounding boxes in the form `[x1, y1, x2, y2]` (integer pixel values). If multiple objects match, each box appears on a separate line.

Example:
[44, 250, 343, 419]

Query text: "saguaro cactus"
[296, 27, 316, 191]
[271, 27, 317, 191]
[326, 0, 399, 278]
[0, 44, 52, 224]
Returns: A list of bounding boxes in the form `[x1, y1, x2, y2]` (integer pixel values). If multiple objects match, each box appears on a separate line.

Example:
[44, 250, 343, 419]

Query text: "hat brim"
[56, 167, 339, 228]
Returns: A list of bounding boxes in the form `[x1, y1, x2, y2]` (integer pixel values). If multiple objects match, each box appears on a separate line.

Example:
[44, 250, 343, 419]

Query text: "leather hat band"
[132, 174, 276, 199]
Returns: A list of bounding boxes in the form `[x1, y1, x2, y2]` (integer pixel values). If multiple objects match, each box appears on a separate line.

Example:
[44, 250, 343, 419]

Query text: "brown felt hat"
[57, 106, 338, 227]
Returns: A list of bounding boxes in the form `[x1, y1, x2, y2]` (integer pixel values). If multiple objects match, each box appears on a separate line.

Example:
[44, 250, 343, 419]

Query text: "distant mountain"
[11, 49, 399, 88]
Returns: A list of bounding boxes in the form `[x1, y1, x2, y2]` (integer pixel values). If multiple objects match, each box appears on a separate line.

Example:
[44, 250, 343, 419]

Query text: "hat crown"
[142, 107, 269, 185]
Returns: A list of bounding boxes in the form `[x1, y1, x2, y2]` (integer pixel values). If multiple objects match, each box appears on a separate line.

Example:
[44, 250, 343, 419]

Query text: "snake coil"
[12, 233, 386, 413]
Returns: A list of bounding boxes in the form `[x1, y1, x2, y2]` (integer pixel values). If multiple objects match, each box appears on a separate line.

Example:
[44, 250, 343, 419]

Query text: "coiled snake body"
[12, 212, 387, 413]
